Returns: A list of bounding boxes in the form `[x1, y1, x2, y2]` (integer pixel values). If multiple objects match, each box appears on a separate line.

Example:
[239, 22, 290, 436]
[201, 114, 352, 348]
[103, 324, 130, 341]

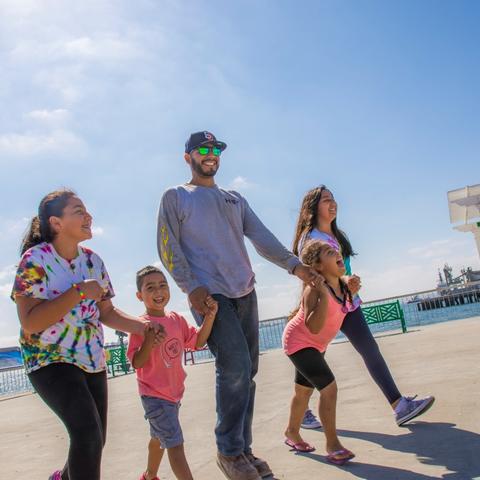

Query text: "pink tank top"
[282, 292, 355, 355]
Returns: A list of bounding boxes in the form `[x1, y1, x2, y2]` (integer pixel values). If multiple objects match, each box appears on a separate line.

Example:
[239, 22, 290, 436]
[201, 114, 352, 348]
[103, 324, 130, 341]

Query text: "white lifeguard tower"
[447, 183, 480, 259]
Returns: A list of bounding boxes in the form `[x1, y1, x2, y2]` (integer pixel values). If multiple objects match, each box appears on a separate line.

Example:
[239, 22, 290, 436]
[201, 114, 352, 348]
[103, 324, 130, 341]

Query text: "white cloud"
[0, 265, 16, 282]
[0, 129, 85, 157]
[0, 265, 15, 299]
[407, 238, 464, 259]
[0, 295, 19, 346]
[0, 0, 40, 17]
[252, 262, 267, 271]
[359, 237, 479, 301]
[256, 278, 301, 319]
[62, 36, 141, 61]
[25, 108, 69, 127]
[0, 283, 12, 298]
[228, 176, 257, 191]
[0, 335, 20, 349]
[10, 35, 143, 63]
[2, 218, 30, 237]
[406, 237, 476, 264]
[3, 2, 152, 105]
[92, 226, 105, 236]
[34, 71, 82, 104]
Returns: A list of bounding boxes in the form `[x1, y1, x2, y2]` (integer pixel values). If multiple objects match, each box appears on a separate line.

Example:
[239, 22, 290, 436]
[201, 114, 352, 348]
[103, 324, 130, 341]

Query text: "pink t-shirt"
[127, 312, 198, 403]
[282, 293, 354, 355]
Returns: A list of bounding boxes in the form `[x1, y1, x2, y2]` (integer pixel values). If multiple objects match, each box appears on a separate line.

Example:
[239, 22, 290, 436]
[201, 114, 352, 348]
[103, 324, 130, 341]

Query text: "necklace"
[324, 281, 350, 314]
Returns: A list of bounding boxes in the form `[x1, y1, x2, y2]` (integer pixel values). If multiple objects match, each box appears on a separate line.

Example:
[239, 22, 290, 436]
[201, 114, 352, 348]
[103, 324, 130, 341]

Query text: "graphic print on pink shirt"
[163, 337, 182, 367]
[127, 312, 198, 402]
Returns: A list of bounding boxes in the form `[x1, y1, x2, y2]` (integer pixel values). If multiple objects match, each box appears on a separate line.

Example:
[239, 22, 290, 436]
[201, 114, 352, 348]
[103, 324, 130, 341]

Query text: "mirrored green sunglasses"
[196, 146, 222, 156]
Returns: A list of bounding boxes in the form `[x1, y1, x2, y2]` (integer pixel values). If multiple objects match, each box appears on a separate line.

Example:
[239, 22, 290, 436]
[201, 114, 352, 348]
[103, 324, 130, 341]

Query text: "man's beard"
[191, 157, 218, 177]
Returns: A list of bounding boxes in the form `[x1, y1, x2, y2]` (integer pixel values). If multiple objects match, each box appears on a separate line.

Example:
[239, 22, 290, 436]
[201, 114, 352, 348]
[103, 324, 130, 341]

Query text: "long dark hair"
[292, 185, 355, 259]
[20, 189, 76, 255]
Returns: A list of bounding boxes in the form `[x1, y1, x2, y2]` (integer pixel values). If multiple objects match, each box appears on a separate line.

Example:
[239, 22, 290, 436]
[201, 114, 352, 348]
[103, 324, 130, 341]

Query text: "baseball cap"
[185, 131, 227, 153]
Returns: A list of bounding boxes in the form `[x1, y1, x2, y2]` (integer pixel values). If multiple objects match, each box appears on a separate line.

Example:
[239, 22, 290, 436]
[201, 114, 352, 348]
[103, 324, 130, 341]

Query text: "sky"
[1, 0, 479, 347]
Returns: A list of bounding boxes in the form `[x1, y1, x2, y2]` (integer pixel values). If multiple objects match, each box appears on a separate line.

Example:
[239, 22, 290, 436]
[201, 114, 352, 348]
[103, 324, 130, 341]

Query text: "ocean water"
[190, 298, 480, 362]
[2, 299, 479, 397]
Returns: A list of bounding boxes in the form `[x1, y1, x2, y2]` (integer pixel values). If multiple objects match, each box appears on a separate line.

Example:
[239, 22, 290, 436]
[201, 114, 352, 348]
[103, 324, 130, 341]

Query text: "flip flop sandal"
[326, 448, 355, 466]
[284, 438, 316, 452]
[139, 474, 160, 480]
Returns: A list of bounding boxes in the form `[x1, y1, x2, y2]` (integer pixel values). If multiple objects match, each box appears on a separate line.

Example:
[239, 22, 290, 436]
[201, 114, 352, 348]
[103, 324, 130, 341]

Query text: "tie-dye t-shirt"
[11, 242, 114, 374]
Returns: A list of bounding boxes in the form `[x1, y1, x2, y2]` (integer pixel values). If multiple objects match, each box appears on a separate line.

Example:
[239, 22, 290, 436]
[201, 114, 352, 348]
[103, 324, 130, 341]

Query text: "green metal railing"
[2, 282, 479, 394]
[361, 300, 407, 333]
[105, 346, 130, 376]
[105, 329, 131, 376]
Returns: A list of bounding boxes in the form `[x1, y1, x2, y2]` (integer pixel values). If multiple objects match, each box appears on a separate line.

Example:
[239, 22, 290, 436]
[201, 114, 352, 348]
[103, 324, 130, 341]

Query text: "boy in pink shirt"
[127, 266, 217, 480]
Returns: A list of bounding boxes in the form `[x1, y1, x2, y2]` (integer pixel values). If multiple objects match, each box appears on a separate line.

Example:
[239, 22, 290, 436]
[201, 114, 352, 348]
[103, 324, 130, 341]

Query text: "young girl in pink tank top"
[282, 240, 357, 466]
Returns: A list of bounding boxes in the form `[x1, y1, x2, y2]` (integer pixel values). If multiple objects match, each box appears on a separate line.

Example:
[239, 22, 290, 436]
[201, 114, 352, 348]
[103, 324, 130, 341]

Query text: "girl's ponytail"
[20, 216, 44, 255]
[19, 189, 76, 255]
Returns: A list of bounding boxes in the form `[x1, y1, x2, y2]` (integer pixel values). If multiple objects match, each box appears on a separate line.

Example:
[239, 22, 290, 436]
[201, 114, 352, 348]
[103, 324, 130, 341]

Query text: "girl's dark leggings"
[340, 307, 402, 404]
[28, 363, 108, 480]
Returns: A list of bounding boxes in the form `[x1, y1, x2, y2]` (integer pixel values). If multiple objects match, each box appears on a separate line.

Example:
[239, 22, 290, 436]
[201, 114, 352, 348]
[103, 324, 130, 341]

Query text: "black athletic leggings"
[289, 347, 335, 391]
[340, 307, 401, 404]
[28, 363, 108, 480]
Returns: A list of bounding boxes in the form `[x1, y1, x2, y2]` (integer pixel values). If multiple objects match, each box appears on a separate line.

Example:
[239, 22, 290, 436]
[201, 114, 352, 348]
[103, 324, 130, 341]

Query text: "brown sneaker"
[245, 453, 273, 478]
[216, 452, 261, 480]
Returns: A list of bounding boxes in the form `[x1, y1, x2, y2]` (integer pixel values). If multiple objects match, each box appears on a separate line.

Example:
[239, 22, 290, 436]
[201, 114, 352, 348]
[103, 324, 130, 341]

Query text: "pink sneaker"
[48, 472, 62, 480]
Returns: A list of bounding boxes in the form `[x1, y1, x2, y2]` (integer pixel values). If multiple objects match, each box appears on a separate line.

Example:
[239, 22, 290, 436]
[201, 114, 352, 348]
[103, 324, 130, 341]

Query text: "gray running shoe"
[395, 395, 435, 426]
[301, 409, 322, 429]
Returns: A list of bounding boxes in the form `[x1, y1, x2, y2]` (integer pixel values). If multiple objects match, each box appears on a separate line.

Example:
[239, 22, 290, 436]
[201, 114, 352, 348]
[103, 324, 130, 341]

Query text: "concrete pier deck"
[1, 317, 479, 479]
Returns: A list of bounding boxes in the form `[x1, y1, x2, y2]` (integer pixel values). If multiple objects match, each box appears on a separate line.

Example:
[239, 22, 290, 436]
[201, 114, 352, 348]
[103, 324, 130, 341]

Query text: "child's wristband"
[72, 283, 86, 301]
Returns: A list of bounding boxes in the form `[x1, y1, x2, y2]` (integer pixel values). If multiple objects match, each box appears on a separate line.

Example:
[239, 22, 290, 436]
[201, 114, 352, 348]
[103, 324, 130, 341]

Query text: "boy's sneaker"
[395, 395, 435, 426]
[217, 452, 261, 480]
[244, 453, 272, 478]
[301, 409, 322, 429]
[48, 472, 62, 480]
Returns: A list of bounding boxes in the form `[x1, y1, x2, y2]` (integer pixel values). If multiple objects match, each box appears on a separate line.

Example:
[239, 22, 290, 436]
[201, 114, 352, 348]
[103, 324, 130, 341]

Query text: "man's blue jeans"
[192, 290, 259, 456]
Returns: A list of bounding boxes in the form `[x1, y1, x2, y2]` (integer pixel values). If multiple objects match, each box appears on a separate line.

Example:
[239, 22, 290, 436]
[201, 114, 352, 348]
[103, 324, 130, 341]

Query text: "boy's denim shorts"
[140, 395, 183, 449]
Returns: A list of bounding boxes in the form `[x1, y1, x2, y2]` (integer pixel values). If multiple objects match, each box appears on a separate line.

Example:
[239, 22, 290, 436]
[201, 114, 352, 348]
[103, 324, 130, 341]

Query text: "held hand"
[188, 286, 210, 315]
[145, 322, 166, 345]
[204, 297, 218, 322]
[143, 325, 157, 347]
[346, 275, 361, 295]
[312, 274, 329, 295]
[293, 264, 320, 285]
[80, 280, 104, 301]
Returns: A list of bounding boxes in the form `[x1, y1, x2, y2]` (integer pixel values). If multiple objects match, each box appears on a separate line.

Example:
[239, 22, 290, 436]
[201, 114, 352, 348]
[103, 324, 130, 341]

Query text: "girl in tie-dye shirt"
[11, 189, 164, 480]
[12, 242, 114, 373]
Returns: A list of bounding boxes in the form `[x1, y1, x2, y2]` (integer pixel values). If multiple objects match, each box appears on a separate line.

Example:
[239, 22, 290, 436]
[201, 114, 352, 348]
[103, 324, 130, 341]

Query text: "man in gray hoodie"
[157, 131, 317, 480]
